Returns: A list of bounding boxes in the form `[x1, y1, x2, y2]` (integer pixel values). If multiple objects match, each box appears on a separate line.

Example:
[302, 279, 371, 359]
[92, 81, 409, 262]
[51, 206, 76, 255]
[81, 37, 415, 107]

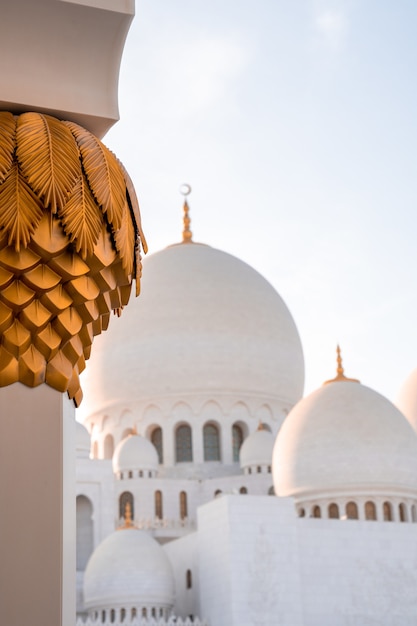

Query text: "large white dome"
[396, 367, 417, 433]
[84, 528, 174, 613]
[273, 380, 417, 501]
[79, 242, 304, 420]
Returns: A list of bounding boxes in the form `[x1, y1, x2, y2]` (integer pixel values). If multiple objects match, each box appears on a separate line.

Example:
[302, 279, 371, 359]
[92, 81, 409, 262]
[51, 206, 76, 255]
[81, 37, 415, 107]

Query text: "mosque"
[74, 196, 417, 626]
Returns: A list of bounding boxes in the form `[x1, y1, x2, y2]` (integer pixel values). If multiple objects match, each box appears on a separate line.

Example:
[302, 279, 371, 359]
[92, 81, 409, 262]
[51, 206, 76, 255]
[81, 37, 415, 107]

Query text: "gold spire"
[180, 183, 193, 243]
[118, 501, 135, 530]
[323, 345, 360, 385]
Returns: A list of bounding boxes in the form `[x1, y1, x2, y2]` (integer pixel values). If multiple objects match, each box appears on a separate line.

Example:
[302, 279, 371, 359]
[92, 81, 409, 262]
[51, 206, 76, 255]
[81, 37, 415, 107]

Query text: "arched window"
[120, 608, 126, 622]
[239, 486, 248, 494]
[365, 501, 377, 520]
[312, 505, 321, 518]
[383, 501, 393, 521]
[103, 434, 114, 459]
[180, 491, 188, 520]
[214, 489, 222, 497]
[399, 502, 407, 522]
[151, 427, 163, 464]
[110, 609, 115, 623]
[175, 424, 192, 463]
[412, 504, 417, 523]
[298, 507, 305, 518]
[328, 503, 339, 519]
[232, 424, 244, 462]
[76, 495, 93, 571]
[346, 501, 358, 519]
[203, 423, 220, 461]
[93, 440, 98, 459]
[186, 569, 192, 589]
[119, 491, 134, 520]
[155, 490, 163, 519]
[268, 486, 275, 496]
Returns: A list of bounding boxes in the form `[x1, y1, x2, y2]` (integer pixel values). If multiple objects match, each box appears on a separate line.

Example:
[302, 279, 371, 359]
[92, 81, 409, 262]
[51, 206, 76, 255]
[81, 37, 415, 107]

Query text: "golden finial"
[119, 501, 134, 530]
[323, 345, 360, 385]
[131, 424, 138, 436]
[257, 420, 264, 431]
[180, 183, 193, 243]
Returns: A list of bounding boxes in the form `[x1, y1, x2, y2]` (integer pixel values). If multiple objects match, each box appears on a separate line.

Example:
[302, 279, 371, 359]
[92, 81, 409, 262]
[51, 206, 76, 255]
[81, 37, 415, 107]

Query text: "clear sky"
[103, 0, 417, 402]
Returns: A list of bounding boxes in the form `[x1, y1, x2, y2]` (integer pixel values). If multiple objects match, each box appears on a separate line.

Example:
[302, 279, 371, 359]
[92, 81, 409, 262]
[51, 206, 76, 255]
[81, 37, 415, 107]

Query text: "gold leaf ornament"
[0, 163, 43, 251]
[64, 121, 126, 230]
[0, 112, 15, 183]
[0, 112, 146, 405]
[16, 113, 81, 213]
[60, 174, 103, 258]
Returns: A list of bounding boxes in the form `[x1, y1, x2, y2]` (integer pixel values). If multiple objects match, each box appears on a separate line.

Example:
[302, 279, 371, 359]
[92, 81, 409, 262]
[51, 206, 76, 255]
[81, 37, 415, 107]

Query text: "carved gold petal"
[0, 279, 35, 311]
[3, 320, 31, 358]
[64, 121, 125, 230]
[0, 302, 13, 334]
[22, 264, 62, 292]
[0, 112, 16, 183]
[114, 200, 135, 277]
[19, 346, 46, 387]
[60, 174, 103, 257]
[0, 162, 44, 251]
[0, 346, 19, 386]
[0, 247, 41, 273]
[16, 113, 81, 213]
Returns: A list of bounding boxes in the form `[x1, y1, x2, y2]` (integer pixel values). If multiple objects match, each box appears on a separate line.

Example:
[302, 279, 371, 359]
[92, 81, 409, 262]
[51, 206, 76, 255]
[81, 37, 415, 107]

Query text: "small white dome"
[273, 381, 417, 501]
[240, 427, 275, 470]
[112, 434, 159, 475]
[84, 528, 174, 613]
[396, 367, 417, 434]
[76, 421, 90, 459]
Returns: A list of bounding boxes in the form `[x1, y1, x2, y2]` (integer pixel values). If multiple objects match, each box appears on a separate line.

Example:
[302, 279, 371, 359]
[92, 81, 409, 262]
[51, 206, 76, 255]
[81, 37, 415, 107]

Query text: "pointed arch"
[232, 423, 245, 462]
[150, 426, 163, 464]
[203, 422, 221, 461]
[175, 423, 193, 463]
[103, 433, 114, 459]
[119, 491, 134, 520]
[155, 490, 163, 519]
[76, 495, 93, 571]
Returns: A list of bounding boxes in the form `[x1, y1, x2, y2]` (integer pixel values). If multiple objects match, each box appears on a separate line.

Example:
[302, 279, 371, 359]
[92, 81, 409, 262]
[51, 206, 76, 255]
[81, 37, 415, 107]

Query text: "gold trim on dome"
[323, 345, 360, 385]
[0, 112, 147, 405]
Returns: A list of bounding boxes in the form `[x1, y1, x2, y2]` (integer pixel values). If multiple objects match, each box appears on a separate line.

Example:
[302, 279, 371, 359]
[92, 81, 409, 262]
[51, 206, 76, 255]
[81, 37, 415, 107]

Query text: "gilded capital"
[0, 112, 146, 406]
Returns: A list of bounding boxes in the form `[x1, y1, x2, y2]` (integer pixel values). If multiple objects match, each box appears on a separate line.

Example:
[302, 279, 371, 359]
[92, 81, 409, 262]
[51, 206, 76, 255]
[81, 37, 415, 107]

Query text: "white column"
[0, 383, 75, 626]
[222, 422, 233, 465]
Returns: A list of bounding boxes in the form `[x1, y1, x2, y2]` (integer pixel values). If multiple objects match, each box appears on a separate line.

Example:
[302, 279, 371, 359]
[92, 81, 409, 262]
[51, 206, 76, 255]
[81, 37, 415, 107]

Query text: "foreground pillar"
[0, 384, 75, 626]
[0, 4, 144, 624]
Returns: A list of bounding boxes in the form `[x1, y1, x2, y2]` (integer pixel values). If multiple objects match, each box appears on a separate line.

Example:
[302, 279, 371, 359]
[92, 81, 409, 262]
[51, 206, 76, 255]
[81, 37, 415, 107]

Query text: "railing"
[116, 517, 196, 531]
[76, 618, 207, 626]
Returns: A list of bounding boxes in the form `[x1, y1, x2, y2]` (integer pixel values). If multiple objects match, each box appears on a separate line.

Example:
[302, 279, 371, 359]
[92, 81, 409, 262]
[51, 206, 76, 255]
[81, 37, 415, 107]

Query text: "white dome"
[240, 427, 275, 469]
[273, 381, 417, 500]
[76, 421, 90, 459]
[396, 367, 417, 433]
[84, 528, 175, 612]
[112, 434, 159, 475]
[79, 242, 304, 420]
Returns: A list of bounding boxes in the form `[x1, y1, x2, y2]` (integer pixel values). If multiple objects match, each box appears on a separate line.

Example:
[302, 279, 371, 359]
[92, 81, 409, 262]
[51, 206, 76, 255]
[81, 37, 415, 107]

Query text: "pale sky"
[103, 0, 417, 402]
